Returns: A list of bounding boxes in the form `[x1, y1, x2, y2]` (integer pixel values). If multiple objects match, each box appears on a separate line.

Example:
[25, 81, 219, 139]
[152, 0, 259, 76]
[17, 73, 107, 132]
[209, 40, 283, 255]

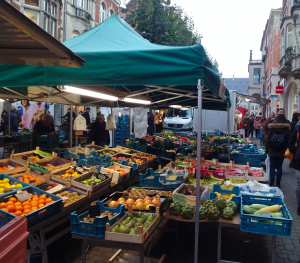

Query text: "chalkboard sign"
[88, 203, 100, 218]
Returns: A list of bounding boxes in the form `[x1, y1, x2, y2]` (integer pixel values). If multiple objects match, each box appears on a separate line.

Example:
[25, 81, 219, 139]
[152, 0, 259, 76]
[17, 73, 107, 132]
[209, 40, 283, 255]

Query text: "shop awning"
[0, 0, 85, 67]
[237, 93, 270, 105]
[0, 14, 230, 110]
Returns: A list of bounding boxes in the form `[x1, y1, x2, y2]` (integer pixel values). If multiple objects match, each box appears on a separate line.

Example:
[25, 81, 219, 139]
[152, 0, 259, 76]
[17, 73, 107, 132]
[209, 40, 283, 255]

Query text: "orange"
[2, 208, 8, 212]
[27, 198, 32, 203]
[6, 201, 14, 206]
[7, 205, 15, 213]
[38, 204, 44, 208]
[15, 166, 20, 168]
[14, 202, 22, 207]
[23, 175, 28, 178]
[31, 206, 38, 211]
[31, 201, 38, 206]
[35, 178, 41, 182]
[39, 195, 46, 200]
[0, 168, 3, 171]
[46, 200, 53, 204]
[22, 201, 30, 206]
[2, 167, 8, 170]
[15, 206, 24, 212]
[32, 197, 38, 202]
[117, 197, 126, 203]
[0, 202, 7, 208]
[38, 199, 45, 205]
[24, 179, 29, 184]
[20, 214, 25, 216]
[9, 197, 17, 203]
[15, 211, 22, 216]
[23, 205, 31, 210]
[45, 198, 52, 203]
[23, 209, 31, 215]
[29, 193, 32, 197]
[32, 195, 38, 199]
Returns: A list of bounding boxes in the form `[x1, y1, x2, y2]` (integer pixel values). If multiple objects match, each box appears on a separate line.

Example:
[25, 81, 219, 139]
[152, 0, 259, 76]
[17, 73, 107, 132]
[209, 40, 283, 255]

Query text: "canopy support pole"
[227, 102, 230, 163]
[129, 108, 133, 137]
[8, 102, 11, 135]
[194, 79, 202, 263]
[75, 106, 78, 147]
[70, 105, 73, 148]
[111, 107, 114, 147]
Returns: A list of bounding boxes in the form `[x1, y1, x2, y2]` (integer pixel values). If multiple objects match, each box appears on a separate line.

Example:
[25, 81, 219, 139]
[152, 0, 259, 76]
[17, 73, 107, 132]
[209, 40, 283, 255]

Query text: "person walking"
[155, 112, 160, 133]
[249, 114, 254, 138]
[254, 115, 262, 138]
[3, 108, 18, 133]
[290, 112, 300, 134]
[147, 112, 154, 135]
[242, 113, 250, 138]
[88, 114, 110, 146]
[267, 114, 291, 187]
[82, 107, 91, 127]
[262, 112, 275, 147]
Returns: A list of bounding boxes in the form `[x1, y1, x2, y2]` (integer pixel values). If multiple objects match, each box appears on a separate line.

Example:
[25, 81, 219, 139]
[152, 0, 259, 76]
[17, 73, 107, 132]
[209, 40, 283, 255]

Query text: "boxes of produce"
[139, 169, 165, 188]
[10, 168, 46, 186]
[210, 184, 241, 211]
[0, 174, 30, 196]
[77, 157, 103, 172]
[108, 250, 166, 263]
[72, 171, 111, 194]
[11, 148, 53, 166]
[32, 156, 73, 172]
[245, 167, 267, 182]
[119, 160, 138, 177]
[71, 201, 125, 237]
[84, 142, 104, 152]
[0, 208, 15, 228]
[125, 188, 173, 199]
[53, 188, 88, 208]
[0, 186, 63, 228]
[0, 159, 27, 175]
[100, 163, 131, 185]
[241, 195, 292, 237]
[105, 206, 160, 243]
[173, 183, 209, 206]
[98, 149, 118, 157]
[226, 167, 247, 180]
[158, 173, 183, 189]
[64, 147, 98, 161]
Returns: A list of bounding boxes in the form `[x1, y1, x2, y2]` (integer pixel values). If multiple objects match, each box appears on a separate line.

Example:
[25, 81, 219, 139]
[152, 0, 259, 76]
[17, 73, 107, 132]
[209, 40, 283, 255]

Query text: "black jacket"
[89, 121, 110, 146]
[82, 111, 90, 125]
[32, 120, 56, 149]
[288, 126, 300, 170]
[290, 118, 298, 134]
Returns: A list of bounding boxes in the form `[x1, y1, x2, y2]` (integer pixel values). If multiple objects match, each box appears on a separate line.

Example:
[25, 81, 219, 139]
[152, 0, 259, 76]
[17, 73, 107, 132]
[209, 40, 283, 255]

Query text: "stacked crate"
[114, 115, 130, 147]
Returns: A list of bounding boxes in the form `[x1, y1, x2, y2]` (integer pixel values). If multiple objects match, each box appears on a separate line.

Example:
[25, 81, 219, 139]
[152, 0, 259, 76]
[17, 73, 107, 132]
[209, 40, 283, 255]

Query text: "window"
[109, 10, 114, 16]
[86, 0, 89, 10]
[51, 3, 56, 16]
[253, 68, 261, 84]
[25, 0, 39, 7]
[43, 14, 49, 32]
[286, 24, 293, 48]
[251, 105, 254, 110]
[72, 30, 79, 38]
[290, 0, 294, 15]
[25, 9, 39, 24]
[100, 3, 106, 23]
[255, 105, 258, 111]
[44, 0, 49, 12]
[281, 29, 285, 57]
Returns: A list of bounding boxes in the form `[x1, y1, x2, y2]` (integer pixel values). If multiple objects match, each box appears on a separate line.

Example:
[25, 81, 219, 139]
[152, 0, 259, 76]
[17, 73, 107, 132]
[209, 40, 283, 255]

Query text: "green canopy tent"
[0, 15, 231, 263]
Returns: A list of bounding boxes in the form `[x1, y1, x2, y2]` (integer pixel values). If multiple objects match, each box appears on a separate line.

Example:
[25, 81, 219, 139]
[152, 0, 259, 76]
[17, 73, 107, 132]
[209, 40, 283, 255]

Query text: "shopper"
[288, 122, 300, 215]
[46, 110, 55, 127]
[1, 110, 7, 133]
[11, 106, 21, 124]
[32, 115, 56, 149]
[267, 114, 291, 187]
[19, 100, 35, 129]
[242, 113, 250, 137]
[254, 115, 262, 138]
[277, 108, 291, 123]
[82, 107, 91, 126]
[155, 112, 160, 133]
[262, 112, 275, 146]
[290, 112, 300, 134]
[249, 115, 254, 138]
[3, 108, 18, 134]
[60, 108, 76, 124]
[147, 112, 154, 136]
[89, 114, 110, 146]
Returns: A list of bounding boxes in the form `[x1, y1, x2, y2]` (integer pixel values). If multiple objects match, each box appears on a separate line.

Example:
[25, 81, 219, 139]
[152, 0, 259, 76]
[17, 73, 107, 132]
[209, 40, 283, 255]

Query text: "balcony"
[75, 7, 91, 22]
[278, 47, 293, 78]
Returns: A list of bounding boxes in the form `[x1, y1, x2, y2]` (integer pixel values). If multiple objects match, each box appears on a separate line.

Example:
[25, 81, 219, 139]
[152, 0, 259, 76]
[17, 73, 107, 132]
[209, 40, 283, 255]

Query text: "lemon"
[16, 184, 23, 188]
[0, 180, 2, 183]
[3, 178, 9, 183]
[10, 184, 16, 188]
[5, 183, 10, 188]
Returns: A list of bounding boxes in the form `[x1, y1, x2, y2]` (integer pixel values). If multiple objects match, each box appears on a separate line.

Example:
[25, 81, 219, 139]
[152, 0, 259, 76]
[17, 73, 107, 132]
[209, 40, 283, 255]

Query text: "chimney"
[250, 50, 252, 61]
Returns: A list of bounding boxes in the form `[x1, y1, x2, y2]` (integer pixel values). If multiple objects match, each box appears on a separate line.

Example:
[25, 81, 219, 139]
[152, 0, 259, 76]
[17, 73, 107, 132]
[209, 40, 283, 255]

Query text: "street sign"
[276, 86, 284, 94]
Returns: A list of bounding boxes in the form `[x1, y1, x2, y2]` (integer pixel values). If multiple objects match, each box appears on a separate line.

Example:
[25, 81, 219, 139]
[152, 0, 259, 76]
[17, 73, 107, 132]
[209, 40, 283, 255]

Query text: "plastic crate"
[139, 168, 164, 187]
[70, 201, 125, 237]
[132, 143, 147, 153]
[232, 154, 267, 167]
[36, 134, 59, 150]
[0, 186, 63, 228]
[210, 184, 241, 212]
[240, 195, 292, 237]
[0, 209, 15, 228]
[158, 174, 183, 189]
[0, 173, 31, 197]
[77, 157, 103, 172]
[0, 216, 28, 263]
[64, 148, 98, 162]
[120, 160, 138, 176]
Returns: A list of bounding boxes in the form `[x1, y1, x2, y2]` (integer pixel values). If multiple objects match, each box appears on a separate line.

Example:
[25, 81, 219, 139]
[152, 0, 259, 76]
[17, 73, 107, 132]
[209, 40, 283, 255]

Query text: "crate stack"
[114, 115, 130, 147]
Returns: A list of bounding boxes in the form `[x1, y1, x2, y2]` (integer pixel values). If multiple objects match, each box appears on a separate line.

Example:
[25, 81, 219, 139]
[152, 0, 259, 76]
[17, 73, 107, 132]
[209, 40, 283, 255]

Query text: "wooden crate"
[100, 163, 131, 185]
[0, 157, 28, 175]
[32, 155, 73, 172]
[105, 206, 160, 244]
[108, 250, 166, 263]
[9, 168, 48, 186]
[245, 167, 267, 182]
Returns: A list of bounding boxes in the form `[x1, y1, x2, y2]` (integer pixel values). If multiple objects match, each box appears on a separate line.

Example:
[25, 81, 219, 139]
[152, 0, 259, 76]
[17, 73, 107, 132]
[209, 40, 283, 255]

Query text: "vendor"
[32, 115, 56, 149]
[88, 114, 110, 146]
[3, 108, 19, 134]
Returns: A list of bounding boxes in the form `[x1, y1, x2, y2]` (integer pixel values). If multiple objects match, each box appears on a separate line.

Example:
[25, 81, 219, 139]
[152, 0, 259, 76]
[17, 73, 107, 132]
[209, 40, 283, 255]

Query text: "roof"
[237, 93, 270, 105]
[224, 78, 249, 95]
[0, 0, 85, 67]
[0, 14, 230, 110]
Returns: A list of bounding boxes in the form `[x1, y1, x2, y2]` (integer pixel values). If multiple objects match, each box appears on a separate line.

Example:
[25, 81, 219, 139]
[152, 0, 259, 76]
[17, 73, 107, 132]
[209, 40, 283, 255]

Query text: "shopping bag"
[285, 131, 299, 163]
[265, 157, 270, 182]
[257, 129, 263, 139]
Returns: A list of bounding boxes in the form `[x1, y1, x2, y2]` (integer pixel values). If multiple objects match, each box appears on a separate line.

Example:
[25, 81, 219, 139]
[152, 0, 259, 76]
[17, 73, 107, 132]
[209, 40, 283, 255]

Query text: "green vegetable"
[250, 204, 268, 210]
[242, 205, 258, 214]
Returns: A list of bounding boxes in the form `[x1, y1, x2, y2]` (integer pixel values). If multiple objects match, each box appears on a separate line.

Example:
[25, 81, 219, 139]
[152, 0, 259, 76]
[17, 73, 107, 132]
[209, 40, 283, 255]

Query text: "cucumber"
[242, 205, 257, 214]
[253, 211, 283, 217]
[260, 220, 282, 225]
[250, 204, 268, 210]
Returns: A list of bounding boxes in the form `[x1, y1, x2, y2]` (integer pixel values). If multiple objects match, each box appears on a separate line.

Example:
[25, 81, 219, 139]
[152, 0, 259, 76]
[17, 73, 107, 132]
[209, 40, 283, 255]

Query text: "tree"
[125, 0, 222, 76]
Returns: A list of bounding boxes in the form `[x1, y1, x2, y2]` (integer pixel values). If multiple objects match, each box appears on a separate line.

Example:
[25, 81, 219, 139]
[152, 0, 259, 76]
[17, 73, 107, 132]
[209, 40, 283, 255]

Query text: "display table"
[0, 140, 31, 158]
[162, 210, 276, 263]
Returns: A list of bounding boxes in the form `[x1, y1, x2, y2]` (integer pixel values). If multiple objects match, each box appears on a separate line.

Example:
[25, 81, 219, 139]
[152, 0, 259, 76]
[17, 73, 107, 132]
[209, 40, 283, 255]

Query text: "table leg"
[271, 235, 276, 263]
[176, 220, 179, 243]
[82, 239, 86, 263]
[140, 245, 144, 263]
[39, 229, 48, 263]
[217, 223, 221, 263]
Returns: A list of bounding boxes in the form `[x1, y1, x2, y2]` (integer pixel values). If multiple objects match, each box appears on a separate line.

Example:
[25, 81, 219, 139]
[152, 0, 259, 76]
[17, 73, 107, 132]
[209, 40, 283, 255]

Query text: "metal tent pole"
[70, 105, 73, 148]
[111, 107, 114, 147]
[129, 108, 132, 137]
[194, 79, 203, 263]
[227, 102, 230, 163]
[8, 102, 11, 134]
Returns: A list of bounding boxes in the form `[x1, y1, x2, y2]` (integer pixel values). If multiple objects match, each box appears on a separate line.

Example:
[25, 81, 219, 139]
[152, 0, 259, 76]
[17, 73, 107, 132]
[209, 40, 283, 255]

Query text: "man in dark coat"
[290, 112, 300, 134]
[147, 112, 154, 135]
[82, 107, 91, 126]
[3, 110, 18, 133]
[32, 115, 56, 149]
[88, 114, 110, 146]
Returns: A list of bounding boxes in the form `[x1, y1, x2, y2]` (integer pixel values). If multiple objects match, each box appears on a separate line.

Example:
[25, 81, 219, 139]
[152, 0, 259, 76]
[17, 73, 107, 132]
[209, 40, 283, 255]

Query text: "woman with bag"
[267, 114, 291, 188]
[242, 113, 250, 137]
[254, 115, 262, 138]
[288, 122, 300, 215]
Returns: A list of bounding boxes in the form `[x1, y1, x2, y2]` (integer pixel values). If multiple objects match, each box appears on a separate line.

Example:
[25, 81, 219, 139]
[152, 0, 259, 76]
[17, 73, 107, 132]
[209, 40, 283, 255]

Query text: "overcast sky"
[124, 0, 282, 78]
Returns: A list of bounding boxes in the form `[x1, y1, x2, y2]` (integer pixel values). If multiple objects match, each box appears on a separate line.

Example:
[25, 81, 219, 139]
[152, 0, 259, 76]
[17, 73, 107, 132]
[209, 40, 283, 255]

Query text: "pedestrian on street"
[147, 112, 154, 135]
[254, 115, 262, 138]
[242, 113, 250, 137]
[288, 121, 300, 215]
[88, 114, 110, 146]
[249, 114, 254, 138]
[277, 108, 290, 123]
[262, 112, 275, 146]
[82, 107, 91, 127]
[267, 114, 291, 188]
[290, 112, 300, 134]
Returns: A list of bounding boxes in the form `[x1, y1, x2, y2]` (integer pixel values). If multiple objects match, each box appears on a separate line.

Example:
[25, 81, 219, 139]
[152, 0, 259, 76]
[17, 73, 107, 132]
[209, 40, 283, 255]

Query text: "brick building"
[260, 8, 282, 117]
[5, 0, 120, 42]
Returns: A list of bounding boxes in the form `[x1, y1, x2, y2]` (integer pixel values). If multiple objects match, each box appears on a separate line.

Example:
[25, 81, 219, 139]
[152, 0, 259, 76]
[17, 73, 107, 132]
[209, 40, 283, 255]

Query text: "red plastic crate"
[0, 216, 29, 263]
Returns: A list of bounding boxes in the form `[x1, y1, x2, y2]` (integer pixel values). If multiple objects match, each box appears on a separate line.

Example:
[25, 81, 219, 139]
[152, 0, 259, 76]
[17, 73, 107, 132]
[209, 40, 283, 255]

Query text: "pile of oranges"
[16, 174, 41, 184]
[0, 194, 54, 216]
[0, 165, 20, 172]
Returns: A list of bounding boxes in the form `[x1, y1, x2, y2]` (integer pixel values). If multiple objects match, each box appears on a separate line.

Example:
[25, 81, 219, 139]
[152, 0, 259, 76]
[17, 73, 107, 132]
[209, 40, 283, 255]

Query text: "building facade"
[260, 8, 282, 117]
[6, 0, 120, 42]
[278, 0, 300, 120]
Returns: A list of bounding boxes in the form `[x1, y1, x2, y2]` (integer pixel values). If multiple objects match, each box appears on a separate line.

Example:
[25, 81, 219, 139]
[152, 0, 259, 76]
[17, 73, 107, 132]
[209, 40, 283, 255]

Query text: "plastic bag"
[106, 114, 116, 130]
[240, 180, 284, 198]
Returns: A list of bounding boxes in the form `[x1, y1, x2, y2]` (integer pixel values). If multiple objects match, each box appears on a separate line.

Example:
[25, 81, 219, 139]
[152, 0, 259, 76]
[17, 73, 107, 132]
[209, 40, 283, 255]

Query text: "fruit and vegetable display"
[124, 189, 172, 199]
[16, 155, 40, 161]
[221, 184, 235, 190]
[56, 190, 86, 207]
[16, 174, 42, 184]
[229, 178, 247, 184]
[203, 197, 237, 220]
[214, 192, 236, 200]
[0, 178, 23, 194]
[79, 173, 108, 187]
[35, 182, 58, 191]
[0, 164, 21, 172]
[99, 150, 117, 157]
[168, 202, 195, 219]
[109, 212, 157, 234]
[108, 197, 161, 210]
[245, 168, 264, 178]
[104, 166, 128, 177]
[55, 167, 85, 179]
[0, 193, 54, 216]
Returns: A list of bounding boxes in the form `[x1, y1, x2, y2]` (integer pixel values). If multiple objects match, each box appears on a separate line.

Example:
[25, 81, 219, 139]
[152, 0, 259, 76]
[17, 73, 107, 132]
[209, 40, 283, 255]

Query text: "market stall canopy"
[237, 93, 270, 105]
[0, 14, 230, 110]
[0, 0, 85, 67]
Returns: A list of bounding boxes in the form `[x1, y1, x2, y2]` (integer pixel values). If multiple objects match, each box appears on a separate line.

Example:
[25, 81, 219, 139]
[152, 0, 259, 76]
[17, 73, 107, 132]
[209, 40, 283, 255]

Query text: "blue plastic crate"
[0, 209, 15, 228]
[232, 153, 267, 167]
[139, 168, 164, 187]
[241, 195, 292, 237]
[0, 174, 31, 197]
[70, 201, 125, 237]
[132, 143, 147, 153]
[19, 133, 32, 142]
[120, 160, 138, 176]
[0, 186, 62, 228]
[77, 157, 104, 172]
[231, 133, 244, 138]
[36, 134, 59, 150]
[64, 148, 98, 161]
[158, 173, 184, 189]
[210, 184, 241, 212]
